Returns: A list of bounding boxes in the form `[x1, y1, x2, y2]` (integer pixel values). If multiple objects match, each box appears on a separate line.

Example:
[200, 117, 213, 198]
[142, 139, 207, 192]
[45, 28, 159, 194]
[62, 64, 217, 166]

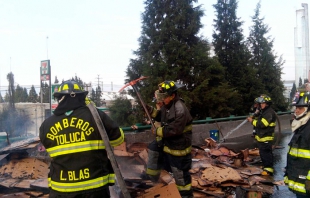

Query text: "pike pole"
[119, 76, 156, 129]
[87, 103, 131, 198]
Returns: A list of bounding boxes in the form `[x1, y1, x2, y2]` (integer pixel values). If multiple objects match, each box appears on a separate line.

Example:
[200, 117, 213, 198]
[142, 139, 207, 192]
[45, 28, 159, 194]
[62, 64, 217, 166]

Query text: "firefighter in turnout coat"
[285, 90, 310, 197]
[39, 80, 124, 198]
[146, 81, 193, 198]
[247, 95, 276, 176]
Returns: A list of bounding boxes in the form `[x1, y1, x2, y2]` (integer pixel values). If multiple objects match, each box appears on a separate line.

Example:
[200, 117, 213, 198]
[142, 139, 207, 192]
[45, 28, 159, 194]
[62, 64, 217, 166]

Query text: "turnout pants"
[257, 141, 274, 173]
[146, 140, 193, 198]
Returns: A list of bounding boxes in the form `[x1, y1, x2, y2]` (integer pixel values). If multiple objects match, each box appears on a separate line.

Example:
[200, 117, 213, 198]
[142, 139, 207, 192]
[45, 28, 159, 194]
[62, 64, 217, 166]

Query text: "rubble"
[0, 137, 284, 197]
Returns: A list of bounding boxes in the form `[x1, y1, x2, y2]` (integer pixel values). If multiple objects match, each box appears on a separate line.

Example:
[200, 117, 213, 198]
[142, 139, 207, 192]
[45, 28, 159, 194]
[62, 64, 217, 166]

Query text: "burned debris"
[0, 137, 283, 198]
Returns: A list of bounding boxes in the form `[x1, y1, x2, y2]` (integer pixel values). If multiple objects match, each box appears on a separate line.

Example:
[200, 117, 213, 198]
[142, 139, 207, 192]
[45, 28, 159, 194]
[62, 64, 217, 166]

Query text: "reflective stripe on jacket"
[252, 106, 276, 142]
[154, 96, 193, 155]
[40, 106, 124, 193]
[285, 116, 310, 195]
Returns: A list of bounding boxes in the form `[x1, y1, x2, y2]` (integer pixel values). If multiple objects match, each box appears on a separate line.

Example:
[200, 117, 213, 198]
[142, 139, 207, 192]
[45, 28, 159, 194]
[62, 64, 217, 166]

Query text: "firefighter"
[39, 80, 124, 198]
[146, 80, 193, 198]
[284, 91, 310, 197]
[247, 94, 276, 176]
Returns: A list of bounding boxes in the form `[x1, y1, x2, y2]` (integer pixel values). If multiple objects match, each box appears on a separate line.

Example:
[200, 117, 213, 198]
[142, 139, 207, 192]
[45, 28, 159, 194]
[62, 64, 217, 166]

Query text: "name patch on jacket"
[60, 168, 90, 181]
[46, 117, 94, 144]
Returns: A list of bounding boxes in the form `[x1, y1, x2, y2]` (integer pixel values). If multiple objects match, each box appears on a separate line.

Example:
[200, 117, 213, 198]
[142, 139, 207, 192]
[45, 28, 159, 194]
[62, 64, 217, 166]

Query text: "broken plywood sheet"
[201, 166, 242, 183]
[0, 137, 40, 155]
[0, 157, 48, 179]
[0, 178, 19, 188]
[30, 178, 49, 192]
[13, 179, 34, 189]
[240, 166, 263, 175]
[248, 176, 266, 186]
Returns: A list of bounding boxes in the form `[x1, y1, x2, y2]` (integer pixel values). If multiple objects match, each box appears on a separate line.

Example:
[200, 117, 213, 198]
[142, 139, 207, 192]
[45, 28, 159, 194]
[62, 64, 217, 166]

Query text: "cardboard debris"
[0, 136, 278, 197]
[201, 166, 242, 183]
[137, 183, 181, 198]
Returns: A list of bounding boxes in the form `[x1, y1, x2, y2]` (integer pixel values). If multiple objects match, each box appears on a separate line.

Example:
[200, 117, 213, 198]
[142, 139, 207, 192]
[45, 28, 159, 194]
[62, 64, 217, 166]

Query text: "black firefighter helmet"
[53, 80, 88, 99]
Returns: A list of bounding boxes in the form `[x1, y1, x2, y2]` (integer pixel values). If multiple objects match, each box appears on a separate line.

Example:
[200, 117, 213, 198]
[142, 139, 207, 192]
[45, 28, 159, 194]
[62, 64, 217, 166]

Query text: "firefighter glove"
[305, 179, 310, 194]
[156, 127, 164, 137]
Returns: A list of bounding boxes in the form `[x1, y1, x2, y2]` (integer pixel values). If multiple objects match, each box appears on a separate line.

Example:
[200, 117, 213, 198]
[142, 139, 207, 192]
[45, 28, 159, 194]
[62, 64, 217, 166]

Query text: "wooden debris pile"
[0, 137, 283, 197]
[114, 138, 281, 197]
[0, 137, 49, 198]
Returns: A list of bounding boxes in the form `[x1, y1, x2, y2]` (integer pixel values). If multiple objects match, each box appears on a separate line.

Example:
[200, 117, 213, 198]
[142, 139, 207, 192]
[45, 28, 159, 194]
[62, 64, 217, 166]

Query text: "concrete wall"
[124, 114, 292, 146]
[0, 102, 292, 147]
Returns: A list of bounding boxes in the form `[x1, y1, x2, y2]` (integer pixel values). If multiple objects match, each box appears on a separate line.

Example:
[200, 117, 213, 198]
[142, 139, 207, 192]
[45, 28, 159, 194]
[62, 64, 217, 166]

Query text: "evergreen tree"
[54, 76, 59, 84]
[95, 86, 102, 107]
[15, 84, 24, 103]
[22, 88, 28, 102]
[109, 97, 137, 127]
[7, 72, 15, 110]
[0, 93, 4, 103]
[126, 0, 236, 118]
[89, 88, 96, 104]
[39, 82, 50, 103]
[290, 83, 297, 102]
[28, 85, 38, 103]
[126, 0, 205, 97]
[212, 0, 258, 115]
[247, 2, 287, 111]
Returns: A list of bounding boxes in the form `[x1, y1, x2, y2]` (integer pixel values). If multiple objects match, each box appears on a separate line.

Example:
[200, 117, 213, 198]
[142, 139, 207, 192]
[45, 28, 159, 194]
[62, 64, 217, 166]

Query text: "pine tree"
[95, 86, 102, 107]
[28, 85, 38, 103]
[290, 83, 297, 102]
[14, 84, 27, 103]
[212, 0, 259, 115]
[248, 2, 287, 111]
[109, 97, 137, 127]
[54, 76, 59, 84]
[299, 77, 303, 87]
[7, 72, 15, 110]
[126, 0, 237, 118]
[126, 0, 205, 97]
[22, 88, 28, 102]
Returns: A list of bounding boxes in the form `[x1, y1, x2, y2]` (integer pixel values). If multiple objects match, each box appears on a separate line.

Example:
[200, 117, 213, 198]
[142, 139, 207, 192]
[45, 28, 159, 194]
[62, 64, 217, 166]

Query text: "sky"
[0, 0, 308, 95]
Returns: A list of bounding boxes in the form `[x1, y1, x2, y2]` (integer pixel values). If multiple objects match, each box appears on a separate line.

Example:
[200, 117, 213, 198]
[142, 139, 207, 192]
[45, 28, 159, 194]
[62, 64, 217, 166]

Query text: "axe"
[119, 76, 156, 129]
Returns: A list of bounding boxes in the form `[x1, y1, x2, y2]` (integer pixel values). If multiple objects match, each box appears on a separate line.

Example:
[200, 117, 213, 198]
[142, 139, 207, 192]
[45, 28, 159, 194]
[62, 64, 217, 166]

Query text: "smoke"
[0, 105, 31, 137]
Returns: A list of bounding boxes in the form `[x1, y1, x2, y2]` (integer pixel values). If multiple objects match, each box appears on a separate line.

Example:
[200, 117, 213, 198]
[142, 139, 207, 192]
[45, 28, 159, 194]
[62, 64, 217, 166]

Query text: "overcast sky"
[0, 0, 308, 94]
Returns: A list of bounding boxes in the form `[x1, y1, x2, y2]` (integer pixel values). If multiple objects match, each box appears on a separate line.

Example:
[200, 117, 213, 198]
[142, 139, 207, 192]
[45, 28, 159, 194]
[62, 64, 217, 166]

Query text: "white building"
[295, 3, 310, 85]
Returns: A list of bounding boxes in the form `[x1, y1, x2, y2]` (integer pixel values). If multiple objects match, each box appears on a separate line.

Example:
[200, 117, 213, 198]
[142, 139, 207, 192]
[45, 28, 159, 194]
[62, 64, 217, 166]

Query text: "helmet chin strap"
[58, 95, 66, 103]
